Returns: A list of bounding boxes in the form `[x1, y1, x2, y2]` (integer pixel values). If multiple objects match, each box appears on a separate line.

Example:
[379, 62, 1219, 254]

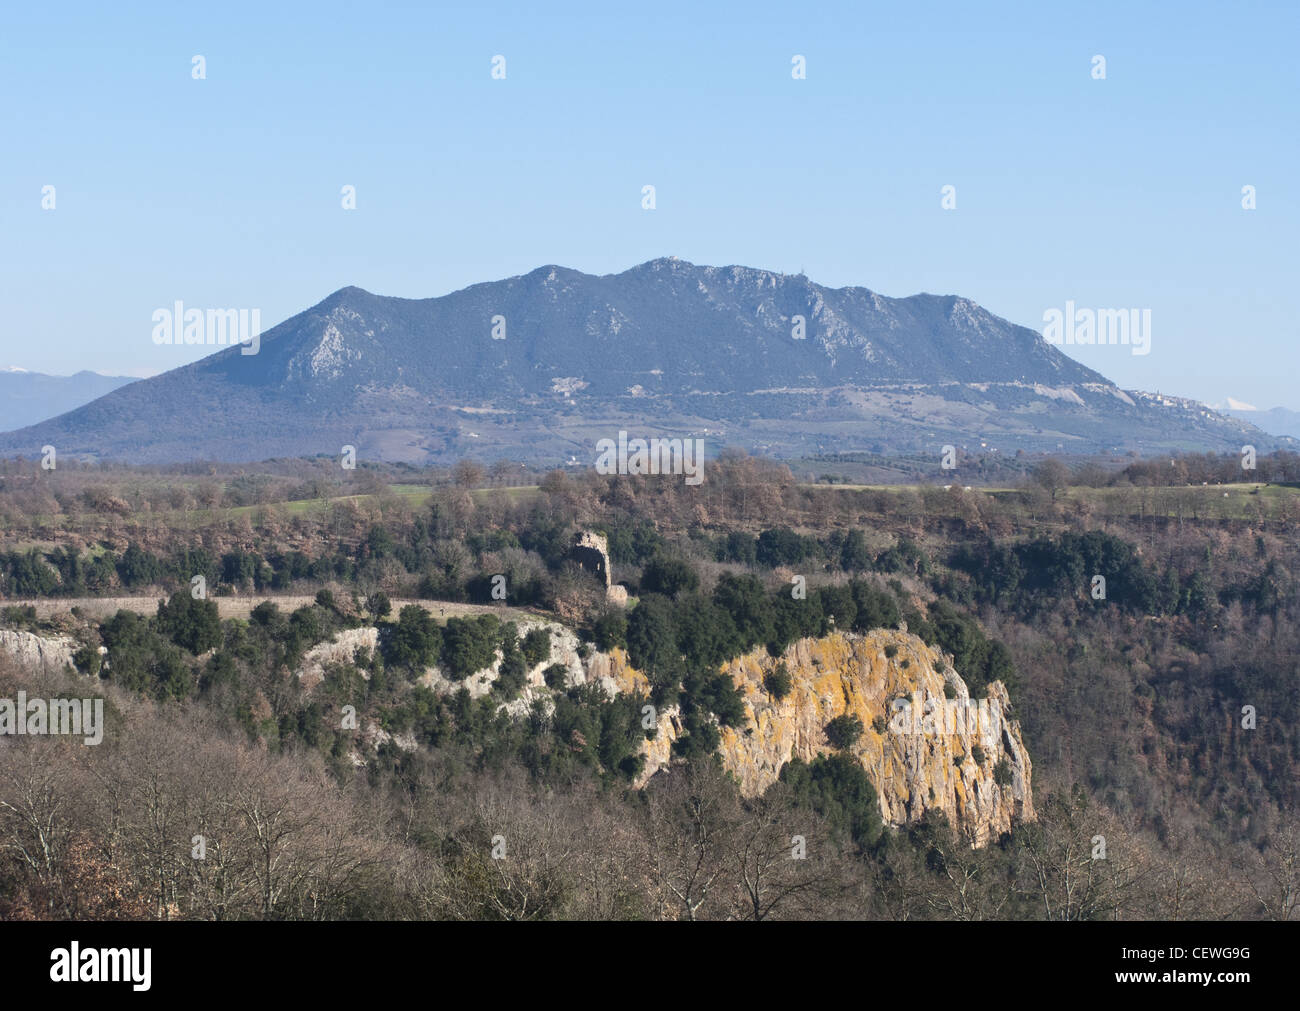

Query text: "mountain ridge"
[0, 258, 1283, 464]
[0, 369, 139, 433]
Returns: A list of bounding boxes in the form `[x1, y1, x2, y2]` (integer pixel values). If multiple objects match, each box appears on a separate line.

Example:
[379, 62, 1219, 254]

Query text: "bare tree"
[1031, 459, 1070, 503]
[729, 783, 861, 920]
[452, 459, 485, 490]
[1241, 816, 1300, 921]
[640, 762, 741, 921]
[1015, 787, 1146, 920]
[0, 744, 78, 914]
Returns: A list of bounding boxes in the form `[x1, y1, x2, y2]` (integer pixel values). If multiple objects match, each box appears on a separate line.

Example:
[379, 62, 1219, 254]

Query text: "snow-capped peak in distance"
[1208, 397, 1261, 412]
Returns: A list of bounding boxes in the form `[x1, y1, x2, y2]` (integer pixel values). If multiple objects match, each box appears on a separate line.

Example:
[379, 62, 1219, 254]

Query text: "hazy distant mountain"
[0, 368, 138, 432]
[1220, 404, 1300, 440]
[0, 259, 1285, 464]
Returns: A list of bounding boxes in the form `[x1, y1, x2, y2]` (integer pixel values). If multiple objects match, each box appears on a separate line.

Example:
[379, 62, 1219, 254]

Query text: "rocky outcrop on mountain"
[417, 617, 588, 712]
[598, 630, 1032, 846]
[0, 629, 79, 674]
[292, 614, 1032, 845]
[297, 627, 379, 692]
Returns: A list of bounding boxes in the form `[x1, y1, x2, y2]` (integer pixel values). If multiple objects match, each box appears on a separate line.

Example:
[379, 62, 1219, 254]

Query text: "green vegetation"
[824, 714, 864, 750]
[3, 447, 1299, 920]
[764, 661, 792, 700]
[780, 753, 883, 848]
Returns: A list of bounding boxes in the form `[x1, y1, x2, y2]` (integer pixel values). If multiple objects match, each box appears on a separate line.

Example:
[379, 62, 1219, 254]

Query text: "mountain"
[0, 369, 138, 433]
[0, 258, 1284, 464]
[1219, 404, 1300, 441]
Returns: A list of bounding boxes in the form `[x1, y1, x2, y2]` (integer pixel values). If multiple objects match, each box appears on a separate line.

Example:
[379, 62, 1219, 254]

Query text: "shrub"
[764, 662, 793, 700]
[850, 581, 899, 632]
[494, 649, 527, 697]
[640, 556, 699, 598]
[824, 714, 864, 750]
[756, 527, 814, 568]
[365, 592, 392, 620]
[592, 609, 628, 651]
[441, 615, 500, 679]
[250, 601, 279, 626]
[626, 594, 678, 675]
[521, 627, 552, 667]
[691, 670, 747, 728]
[778, 753, 883, 847]
[156, 590, 221, 655]
[73, 644, 101, 676]
[383, 606, 442, 671]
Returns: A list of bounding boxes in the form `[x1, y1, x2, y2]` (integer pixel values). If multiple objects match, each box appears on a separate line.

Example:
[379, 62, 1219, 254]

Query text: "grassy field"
[11, 483, 544, 535]
[216, 483, 540, 519]
[809, 480, 1300, 522]
[8, 479, 1297, 539]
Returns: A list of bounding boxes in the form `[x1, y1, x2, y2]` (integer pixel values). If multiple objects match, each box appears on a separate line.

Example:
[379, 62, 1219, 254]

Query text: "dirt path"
[4, 595, 539, 625]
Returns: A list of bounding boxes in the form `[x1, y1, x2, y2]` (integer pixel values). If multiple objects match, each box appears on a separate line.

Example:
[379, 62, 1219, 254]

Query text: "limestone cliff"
[287, 617, 1033, 845]
[593, 629, 1033, 846]
[297, 626, 379, 693]
[0, 629, 78, 674]
[420, 617, 589, 715]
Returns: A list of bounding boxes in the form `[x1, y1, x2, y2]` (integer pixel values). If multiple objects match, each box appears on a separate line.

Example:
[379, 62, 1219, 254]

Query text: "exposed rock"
[0, 629, 79, 674]
[417, 617, 588, 719]
[290, 615, 1034, 847]
[596, 629, 1033, 846]
[362, 719, 418, 757]
[585, 644, 636, 699]
[521, 618, 587, 690]
[297, 627, 378, 692]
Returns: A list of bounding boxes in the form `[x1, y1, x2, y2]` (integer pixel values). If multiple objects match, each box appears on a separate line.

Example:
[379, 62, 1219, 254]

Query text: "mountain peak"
[632, 255, 694, 269]
[322, 285, 375, 303]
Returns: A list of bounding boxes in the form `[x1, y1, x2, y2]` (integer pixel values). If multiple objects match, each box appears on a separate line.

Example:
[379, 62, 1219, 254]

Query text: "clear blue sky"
[2, 1, 1296, 408]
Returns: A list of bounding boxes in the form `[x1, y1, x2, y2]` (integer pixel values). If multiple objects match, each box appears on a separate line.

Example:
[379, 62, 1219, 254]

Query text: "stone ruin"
[569, 531, 628, 607]
[570, 532, 610, 587]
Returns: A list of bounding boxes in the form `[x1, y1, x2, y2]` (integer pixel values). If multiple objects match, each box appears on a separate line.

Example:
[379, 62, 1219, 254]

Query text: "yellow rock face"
[614, 629, 1034, 846]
